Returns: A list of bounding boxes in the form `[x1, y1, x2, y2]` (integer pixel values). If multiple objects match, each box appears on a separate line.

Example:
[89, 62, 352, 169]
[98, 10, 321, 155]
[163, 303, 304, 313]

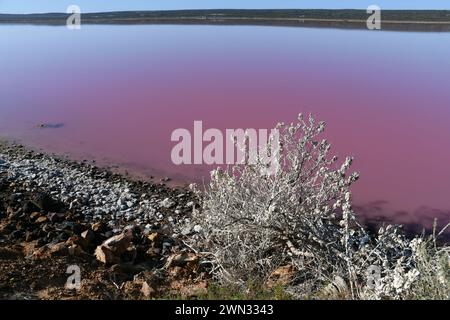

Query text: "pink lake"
[1, 25, 450, 231]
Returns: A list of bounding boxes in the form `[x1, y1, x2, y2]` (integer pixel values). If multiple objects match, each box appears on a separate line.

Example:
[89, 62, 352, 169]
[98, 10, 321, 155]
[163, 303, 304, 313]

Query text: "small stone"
[186, 201, 194, 208]
[159, 198, 175, 209]
[181, 227, 191, 236]
[147, 232, 159, 242]
[91, 221, 105, 233]
[36, 216, 48, 224]
[94, 245, 118, 265]
[141, 281, 155, 298]
[66, 235, 82, 246]
[30, 212, 41, 220]
[94, 230, 133, 265]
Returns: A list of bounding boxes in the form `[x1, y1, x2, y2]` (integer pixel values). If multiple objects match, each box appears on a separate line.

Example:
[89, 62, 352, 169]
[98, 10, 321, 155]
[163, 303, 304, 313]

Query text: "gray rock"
[159, 198, 175, 209]
[193, 225, 203, 233]
[186, 201, 194, 208]
[181, 226, 191, 236]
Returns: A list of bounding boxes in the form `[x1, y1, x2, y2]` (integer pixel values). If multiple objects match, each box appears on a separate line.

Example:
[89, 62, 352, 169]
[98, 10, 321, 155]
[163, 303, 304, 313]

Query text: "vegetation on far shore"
[1, 9, 450, 31]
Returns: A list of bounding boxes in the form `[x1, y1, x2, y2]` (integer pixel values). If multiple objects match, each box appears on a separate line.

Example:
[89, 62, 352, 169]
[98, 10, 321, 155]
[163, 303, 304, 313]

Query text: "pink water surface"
[1, 25, 450, 230]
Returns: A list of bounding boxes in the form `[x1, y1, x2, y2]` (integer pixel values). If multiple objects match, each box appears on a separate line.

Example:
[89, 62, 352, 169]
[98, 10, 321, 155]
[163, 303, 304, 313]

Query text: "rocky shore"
[0, 141, 208, 299]
[2, 140, 447, 300]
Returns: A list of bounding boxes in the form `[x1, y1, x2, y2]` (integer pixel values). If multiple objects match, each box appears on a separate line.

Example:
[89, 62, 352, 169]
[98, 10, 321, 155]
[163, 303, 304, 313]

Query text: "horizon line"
[2, 8, 450, 15]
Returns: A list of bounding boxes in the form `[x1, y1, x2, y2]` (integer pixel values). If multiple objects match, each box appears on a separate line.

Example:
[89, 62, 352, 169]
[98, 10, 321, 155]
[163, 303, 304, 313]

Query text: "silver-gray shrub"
[189, 114, 449, 299]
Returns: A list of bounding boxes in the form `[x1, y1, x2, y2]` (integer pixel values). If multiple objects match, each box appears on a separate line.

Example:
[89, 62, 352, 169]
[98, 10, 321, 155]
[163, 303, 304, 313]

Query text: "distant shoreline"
[1, 9, 450, 31]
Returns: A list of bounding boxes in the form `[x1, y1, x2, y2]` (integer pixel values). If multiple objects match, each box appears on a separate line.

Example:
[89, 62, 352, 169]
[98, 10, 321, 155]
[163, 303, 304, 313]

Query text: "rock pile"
[0, 142, 207, 299]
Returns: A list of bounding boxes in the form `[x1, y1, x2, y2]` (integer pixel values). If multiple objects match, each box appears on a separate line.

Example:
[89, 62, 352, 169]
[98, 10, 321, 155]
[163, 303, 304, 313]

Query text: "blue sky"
[1, 0, 449, 13]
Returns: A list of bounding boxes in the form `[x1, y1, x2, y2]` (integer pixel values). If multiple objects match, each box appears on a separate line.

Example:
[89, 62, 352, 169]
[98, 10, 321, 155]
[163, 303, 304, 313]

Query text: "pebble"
[181, 227, 191, 236]
[159, 198, 175, 209]
[193, 225, 203, 233]
[186, 201, 194, 208]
